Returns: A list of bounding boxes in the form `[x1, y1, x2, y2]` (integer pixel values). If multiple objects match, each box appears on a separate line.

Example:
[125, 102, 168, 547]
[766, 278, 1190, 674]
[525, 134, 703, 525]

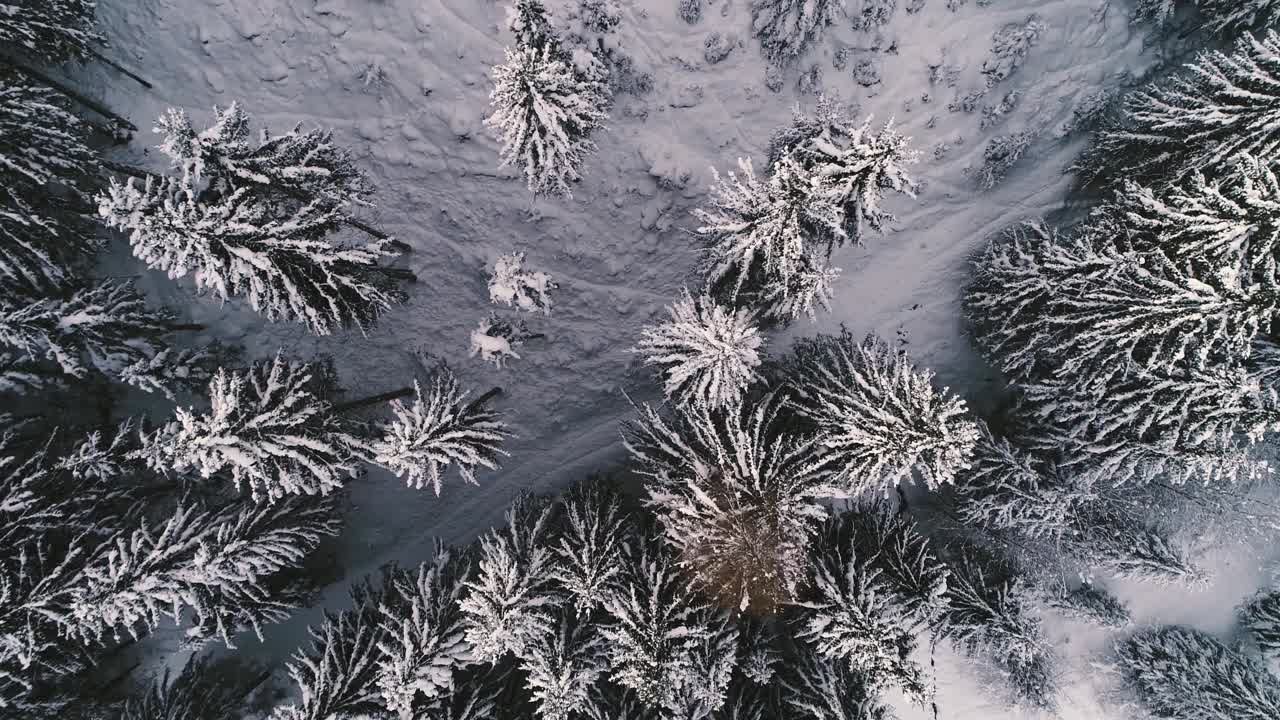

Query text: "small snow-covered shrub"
[850, 0, 897, 31]
[786, 331, 979, 496]
[751, 0, 845, 63]
[488, 251, 556, 314]
[486, 43, 610, 197]
[1117, 626, 1280, 720]
[975, 130, 1034, 189]
[981, 17, 1045, 88]
[634, 290, 763, 411]
[469, 315, 525, 368]
[679, 0, 703, 24]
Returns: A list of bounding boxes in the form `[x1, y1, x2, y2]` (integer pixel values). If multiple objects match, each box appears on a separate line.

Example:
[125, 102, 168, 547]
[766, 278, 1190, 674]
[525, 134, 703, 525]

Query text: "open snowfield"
[74, 0, 1280, 716]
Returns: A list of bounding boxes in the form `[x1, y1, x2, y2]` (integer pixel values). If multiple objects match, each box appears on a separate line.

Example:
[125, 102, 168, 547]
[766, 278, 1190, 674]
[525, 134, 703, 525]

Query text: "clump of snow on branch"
[370, 373, 510, 495]
[634, 289, 762, 412]
[489, 252, 556, 314]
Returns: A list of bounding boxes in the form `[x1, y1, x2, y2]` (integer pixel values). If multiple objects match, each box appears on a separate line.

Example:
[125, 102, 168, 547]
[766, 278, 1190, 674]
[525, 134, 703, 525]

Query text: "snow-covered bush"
[1116, 626, 1280, 720]
[136, 354, 363, 502]
[787, 331, 979, 497]
[460, 494, 561, 665]
[850, 0, 896, 31]
[750, 0, 844, 63]
[975, 130, 1033, 190]
[370, 373, 510, 494]
[1089, 31, 1280, 185]
[469, 315, 525, 368]
[98, 175, 405, 336]
[797, 506, 948, 704]
[624, 392, 826, 611]
[633, 290, 763, 412]
[694, 157, 845, 317]
[1132, 0, 1179, 26]
[938, 550, 1055, 708]
[488, 251, 556, 314]
[485, 43, 610, 197]
[0, 0, 102, 63]
[981, 17, 1045, 88]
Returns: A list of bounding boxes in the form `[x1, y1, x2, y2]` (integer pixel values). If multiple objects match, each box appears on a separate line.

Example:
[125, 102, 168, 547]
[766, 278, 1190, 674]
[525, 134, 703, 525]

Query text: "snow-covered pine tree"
[485, 40, 609, 197]
[964, 220, 1070, 380]
[938, 550, 1055, 708]
[1089, 31, 1280, 185]
[1119, 154, 1280, 273]
[1199, 0, 1280, 36]
[739, 619, 781, 686]
[551, 480, 632, 615]
[772, 100, 920, 244]
[136, 354, 362, 502]
[0, 0, 103, 64]
[369, 373, 510, 495]
[750, 0, 844, 63]
[787, 330, 979, 497]
[624, 391, 827, 612]
[797, 505, 948, 704]
[1069, 515, 1206, 585]
[508, 0, 556, 49]
[665, 610, 739, 720]
[1241, 590, 1280, 660]
[98, 175, 405, 336]
[0, 75, 98, 296]
[460, 493, 562, 665]
[0, 280, 212, 397]
[68, 493, 340, 646]
[1116, 625, 1280, 720]
[154, 103, 373, 207]
[375, 543, 474, 720]
[120, 654, 245, 720]
[1132, 0, 1178, 27]
[953, 425, 1095, 540]
[780, 648, 890, 720]
[694, 156, 845, 319]
[520, 613, 607, 720]
[599, 542, 717, 713]
[1047, 583, 1130, 628]
[1022, 363, 1277, 487]
[633, 289, 763, 412]
[411, 666, 509, 720]
[271, 583, 387, 720]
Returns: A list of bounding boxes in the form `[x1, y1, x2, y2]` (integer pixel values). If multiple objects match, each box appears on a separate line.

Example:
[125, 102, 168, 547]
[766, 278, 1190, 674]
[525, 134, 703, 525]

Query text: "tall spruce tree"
[0, 0, 103, 64]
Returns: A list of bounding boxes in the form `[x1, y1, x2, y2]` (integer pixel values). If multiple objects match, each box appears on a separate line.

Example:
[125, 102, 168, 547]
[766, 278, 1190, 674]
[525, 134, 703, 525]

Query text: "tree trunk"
[236, 670, 273, 701]
[332, 386, 414, 413]
[165, 323, 206, 332]
[86, 46, 153, 89]
[0, 58, 138, 131]
[101, 160, 149, 180]
[466, 386, 503, 413]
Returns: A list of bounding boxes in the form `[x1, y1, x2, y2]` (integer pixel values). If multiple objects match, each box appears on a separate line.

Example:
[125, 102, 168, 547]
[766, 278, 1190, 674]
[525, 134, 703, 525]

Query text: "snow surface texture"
[79, 0, 1278, 717]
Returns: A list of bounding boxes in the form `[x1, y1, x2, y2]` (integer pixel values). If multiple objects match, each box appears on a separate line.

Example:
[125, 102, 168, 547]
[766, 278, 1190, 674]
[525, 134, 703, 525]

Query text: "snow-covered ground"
[77, 0, 1280, 716]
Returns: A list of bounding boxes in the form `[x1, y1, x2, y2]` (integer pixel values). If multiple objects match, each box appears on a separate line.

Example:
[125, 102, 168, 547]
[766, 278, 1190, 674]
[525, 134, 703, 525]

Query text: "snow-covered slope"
[76, 0, 1279, 716]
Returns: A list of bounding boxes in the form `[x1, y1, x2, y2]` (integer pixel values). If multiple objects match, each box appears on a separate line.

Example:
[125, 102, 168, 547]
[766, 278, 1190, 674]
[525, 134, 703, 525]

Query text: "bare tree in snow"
[786, 331, 979, 497]
[633, 290, 763, 412]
